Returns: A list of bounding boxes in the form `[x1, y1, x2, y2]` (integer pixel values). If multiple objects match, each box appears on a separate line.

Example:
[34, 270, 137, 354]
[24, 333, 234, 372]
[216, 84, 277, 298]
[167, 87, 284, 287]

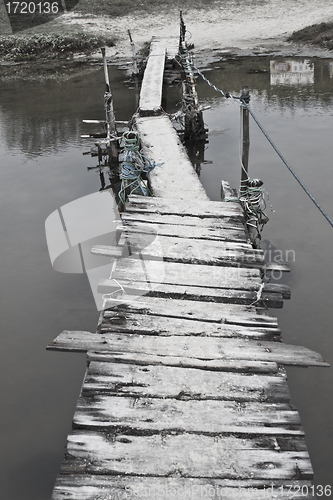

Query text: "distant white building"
[270, 59, 314, 85]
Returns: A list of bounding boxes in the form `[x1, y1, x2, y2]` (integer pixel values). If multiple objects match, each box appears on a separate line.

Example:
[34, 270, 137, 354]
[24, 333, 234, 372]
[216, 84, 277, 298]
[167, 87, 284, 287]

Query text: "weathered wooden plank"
[119, 226, 254, 251]
[108, 257, 286, 306]
[112, 257, 262, 289]
[126, 194, 242, 217]
[92, 236, 265, 268]
[99, 312, 281, 340]
[134, 116, 209, 201]
[102, 296, 279, 327]
[263, 282, 291, 299]
[151, 35, 179, 59]
[52, 475, 317, 500]
[122, 223, 247, 243]
[120, 211, 246, 239]
[98, 278, 284, 308]
[98, 279, 284, 307]
[139, 43, 166, 115]
[111, 229, 289, 276]
[87, 351, 279, 373]
[82, 362, 290, 401]
[61, 430, 313, 479]
[73, 396, 303, 436]
[264, 262, 290, 273]
[95, 240, 290, 278]
[100, 334, 329, 367]
[98, 267, 289, 300]
[47, 331, 329, 367]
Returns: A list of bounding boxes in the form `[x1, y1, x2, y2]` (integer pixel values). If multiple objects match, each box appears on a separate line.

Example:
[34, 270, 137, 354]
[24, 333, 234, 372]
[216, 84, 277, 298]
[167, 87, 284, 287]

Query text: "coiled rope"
[118, 131, 159, 206]
[191, 57, 333, 229]
[239, 179, 269, 234]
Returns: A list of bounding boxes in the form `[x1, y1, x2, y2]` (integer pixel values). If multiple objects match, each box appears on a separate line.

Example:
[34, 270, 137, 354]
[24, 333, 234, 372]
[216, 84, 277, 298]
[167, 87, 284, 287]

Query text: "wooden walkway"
[48, 36, 329, 499]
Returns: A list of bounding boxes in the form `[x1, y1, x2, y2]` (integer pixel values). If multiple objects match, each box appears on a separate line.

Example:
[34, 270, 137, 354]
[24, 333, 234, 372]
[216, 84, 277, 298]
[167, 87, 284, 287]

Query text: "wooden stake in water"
[240, 85, 250, 195]
[128, 29, 139, 75]
[101, 47, 118, 163]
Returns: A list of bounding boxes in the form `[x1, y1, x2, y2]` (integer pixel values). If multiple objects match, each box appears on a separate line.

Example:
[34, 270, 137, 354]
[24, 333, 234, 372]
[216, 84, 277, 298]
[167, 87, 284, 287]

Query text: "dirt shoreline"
[55, 1, 333, 65]
[1, 0, 333, 72]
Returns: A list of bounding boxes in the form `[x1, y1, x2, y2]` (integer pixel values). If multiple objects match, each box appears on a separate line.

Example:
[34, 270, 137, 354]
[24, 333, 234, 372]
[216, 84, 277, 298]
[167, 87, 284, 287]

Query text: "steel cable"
[191, 57, 333, 229]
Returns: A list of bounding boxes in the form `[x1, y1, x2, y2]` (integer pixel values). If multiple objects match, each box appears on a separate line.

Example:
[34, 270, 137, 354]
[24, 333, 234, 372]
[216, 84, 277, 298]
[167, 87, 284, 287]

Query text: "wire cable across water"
[192, 58, 333, 229]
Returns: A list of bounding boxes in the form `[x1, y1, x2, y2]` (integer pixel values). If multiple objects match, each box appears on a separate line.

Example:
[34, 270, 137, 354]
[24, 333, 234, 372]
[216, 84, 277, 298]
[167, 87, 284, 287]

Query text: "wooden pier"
[48, 35, 329, 499]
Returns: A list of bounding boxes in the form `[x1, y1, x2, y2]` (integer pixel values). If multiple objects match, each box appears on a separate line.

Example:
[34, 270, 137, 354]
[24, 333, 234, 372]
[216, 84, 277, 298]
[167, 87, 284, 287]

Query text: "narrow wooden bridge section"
[48, 36, 328, 499]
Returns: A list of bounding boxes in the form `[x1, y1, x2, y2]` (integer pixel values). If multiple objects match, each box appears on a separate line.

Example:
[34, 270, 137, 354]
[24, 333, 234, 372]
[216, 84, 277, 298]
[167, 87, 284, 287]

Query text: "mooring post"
[101, 47, 118, 164]
[240, 85, 250, 196]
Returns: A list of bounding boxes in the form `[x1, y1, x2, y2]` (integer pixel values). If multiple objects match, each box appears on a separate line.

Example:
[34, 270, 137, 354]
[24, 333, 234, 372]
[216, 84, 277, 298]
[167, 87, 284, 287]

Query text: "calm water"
[0, 56, 332, 498]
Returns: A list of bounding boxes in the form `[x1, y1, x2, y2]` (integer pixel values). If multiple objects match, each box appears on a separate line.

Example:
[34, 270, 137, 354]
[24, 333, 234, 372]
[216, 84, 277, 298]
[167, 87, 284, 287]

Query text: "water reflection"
[176, 57, 333, 180]
[270, 59, 314, 85]
[329, 61, 333, 79]
[186, 57, 333, 110]
[45, 188, 165, 311]
[1, 56, 333, 498]
[0, 65, 137, 157]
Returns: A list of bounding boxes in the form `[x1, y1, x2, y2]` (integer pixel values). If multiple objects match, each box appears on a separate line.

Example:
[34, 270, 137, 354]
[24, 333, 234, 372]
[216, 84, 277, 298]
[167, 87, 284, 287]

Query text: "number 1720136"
[5, 2, 60, 14]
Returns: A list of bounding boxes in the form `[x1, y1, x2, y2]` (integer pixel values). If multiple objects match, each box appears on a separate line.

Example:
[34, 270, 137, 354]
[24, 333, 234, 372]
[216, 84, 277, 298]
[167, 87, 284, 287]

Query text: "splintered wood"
[49, 193, 329, 500]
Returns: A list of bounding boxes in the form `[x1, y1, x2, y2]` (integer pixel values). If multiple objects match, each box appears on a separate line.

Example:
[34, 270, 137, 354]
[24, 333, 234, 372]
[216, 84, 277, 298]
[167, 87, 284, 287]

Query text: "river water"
[0, 56, 332, 498]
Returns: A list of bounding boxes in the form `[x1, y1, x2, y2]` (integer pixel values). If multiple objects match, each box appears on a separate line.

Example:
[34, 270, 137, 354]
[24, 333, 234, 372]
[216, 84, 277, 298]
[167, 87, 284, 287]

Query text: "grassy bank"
[288, 22, 333, 50]
[0, 0, 190, 61]
[0, 32, 116, 61]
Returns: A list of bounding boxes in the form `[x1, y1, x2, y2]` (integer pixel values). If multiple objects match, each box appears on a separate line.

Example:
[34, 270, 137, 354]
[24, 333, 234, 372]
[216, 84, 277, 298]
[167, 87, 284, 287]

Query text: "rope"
[191, 59, 232, 99]
[241, 99, 333, 229]
[118, 131, 161, 206]
[190, 56, 333, 229]
[239, 180, 269, 233]
[250, 282, 268, 308]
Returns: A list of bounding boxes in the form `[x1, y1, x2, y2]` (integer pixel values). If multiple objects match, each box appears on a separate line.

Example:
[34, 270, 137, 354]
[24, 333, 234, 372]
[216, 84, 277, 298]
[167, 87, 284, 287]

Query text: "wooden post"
[179, 11, 207, 141]
[179, 47, 204, 140]
[128, 29, 139, 75]
[101, 47, 118, 164]
[127, 29, 140, 108]
[240, 85, 250, 196]
[179, 10, 186, 48]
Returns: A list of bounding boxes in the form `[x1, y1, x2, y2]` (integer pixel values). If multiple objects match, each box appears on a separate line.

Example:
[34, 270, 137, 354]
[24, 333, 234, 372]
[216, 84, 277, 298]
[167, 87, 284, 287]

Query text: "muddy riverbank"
[58, 0, 333, 64]
[1, 0, 333, 75]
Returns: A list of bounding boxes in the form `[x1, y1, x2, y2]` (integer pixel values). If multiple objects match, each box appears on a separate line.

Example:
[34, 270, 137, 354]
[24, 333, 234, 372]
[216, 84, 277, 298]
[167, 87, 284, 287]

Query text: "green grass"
[288, 22, 333, 50]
